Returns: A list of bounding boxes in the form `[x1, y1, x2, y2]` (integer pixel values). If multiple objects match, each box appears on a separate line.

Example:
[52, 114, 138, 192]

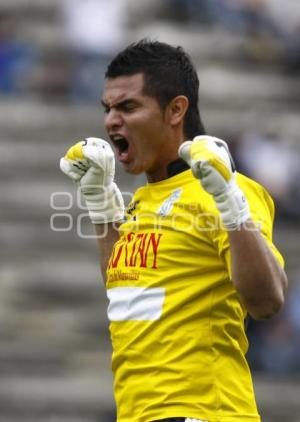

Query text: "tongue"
[118, 149, 129, 161]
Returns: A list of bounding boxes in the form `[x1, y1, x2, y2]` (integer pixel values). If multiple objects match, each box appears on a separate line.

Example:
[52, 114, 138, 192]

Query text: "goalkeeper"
[60, 40, 288, 422]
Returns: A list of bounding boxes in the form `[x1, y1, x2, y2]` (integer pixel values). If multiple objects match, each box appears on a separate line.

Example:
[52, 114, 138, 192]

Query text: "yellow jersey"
[106, 169, 284, 422]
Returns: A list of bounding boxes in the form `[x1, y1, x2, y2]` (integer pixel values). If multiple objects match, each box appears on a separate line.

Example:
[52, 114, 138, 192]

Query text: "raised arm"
[179, 135, 288, 320]
[95, 223, 120, 281]
[228, 220, 287, 319]
[60, 137, 124, 283]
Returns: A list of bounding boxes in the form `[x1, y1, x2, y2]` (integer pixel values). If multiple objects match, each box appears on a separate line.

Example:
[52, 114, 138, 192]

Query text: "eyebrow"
[101, 100, 109, 109]
[101, 98, 137, 110]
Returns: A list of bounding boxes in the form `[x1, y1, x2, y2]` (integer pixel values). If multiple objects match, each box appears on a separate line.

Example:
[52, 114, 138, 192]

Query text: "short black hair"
[105, 39, 205, 139]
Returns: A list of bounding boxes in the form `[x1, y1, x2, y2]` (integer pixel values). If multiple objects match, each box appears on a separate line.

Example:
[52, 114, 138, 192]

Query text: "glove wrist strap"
[83, 182, 125, 224]
[214, 183, 250, 229]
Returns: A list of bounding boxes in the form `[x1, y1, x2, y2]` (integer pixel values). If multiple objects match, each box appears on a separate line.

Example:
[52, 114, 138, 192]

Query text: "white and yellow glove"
[178, 135, 250, 229]
[60, 137, 124, 224]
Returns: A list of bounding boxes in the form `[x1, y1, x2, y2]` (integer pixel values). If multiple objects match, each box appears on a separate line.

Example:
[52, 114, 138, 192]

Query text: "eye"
[101, 101, 110, 114]
[121, 101, 137, 112]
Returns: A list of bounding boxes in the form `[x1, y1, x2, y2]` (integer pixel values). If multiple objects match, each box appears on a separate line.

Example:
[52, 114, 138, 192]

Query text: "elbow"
[244, 269, 288, 320]
[247, 291, 285, 320]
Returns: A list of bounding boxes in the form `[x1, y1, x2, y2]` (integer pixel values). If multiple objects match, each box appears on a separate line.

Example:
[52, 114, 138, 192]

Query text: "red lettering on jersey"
[145, 233, 163, 269]
[129, 233, 142, 266]
[109, 232, 163, 270]
[130, 233, 148, 267]
[109, 242, 124, 269]
[125, 232, 135, 266]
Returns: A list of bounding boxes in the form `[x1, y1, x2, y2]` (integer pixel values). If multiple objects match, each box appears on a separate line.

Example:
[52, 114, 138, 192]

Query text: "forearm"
[229, 219, 288, 320]
[95, 223, 120, 283]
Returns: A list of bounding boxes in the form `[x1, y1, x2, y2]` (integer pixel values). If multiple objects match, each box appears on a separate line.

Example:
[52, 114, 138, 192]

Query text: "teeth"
[110, 134, 129, 156]
[112, 135, 125, 142]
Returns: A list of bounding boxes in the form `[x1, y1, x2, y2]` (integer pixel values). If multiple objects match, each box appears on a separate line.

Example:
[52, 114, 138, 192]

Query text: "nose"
[104, 108, 123, 132]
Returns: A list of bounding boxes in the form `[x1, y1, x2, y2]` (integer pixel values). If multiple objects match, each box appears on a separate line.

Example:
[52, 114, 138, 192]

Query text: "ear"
[166, 95, 189, 127]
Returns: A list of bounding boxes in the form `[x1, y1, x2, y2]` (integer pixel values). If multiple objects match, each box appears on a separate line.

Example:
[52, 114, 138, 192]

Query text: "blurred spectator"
[162, 0, 217, 24]
[0, 11, 38, 95]
[60, 0, 128, 102]
[264, 0, 300, 36]
[247, 279, 300, 374]
[215, 0, 284, 35]
[162, 0, 300, 69]
[286, 278, 300, 333]
[233, 131, 300, 220]
[32, 49, 71, 101]
[217, 0, 300, 70]
[263, 0, 300, 72]
[163, 0, 284, 33]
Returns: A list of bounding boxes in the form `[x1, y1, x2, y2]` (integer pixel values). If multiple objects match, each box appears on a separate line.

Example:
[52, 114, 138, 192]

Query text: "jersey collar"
[167, 158, 190, 178]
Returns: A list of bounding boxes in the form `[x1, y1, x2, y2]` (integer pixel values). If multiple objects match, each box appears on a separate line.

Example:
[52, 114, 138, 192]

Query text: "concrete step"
[0, 253, 104, 291]
[0, 0, 57, 13]
[0, 340, 110, 375]
[0, 100, 102, 137]
[0, 180, 140, 224]
[254, 375, 300, 422]
[200, 65, 300, 104]
[0, 221, 96, 256]
[0, 373, 115, 419]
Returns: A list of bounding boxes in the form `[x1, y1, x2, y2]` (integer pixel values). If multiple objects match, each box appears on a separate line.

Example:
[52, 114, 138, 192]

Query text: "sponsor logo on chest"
[157, 188, 182, 216]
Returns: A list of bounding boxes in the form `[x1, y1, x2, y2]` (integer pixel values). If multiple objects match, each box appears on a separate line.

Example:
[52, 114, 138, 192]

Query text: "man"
[60, 40, 288, 422]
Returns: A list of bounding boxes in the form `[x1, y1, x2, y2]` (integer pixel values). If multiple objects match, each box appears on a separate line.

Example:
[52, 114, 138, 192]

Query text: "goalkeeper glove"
[178, 135, 250, 229]
[60, 137, 124, 224]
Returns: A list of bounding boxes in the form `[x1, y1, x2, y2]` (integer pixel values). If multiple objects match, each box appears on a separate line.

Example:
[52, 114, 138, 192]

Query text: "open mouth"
[111, 135, 129, 159]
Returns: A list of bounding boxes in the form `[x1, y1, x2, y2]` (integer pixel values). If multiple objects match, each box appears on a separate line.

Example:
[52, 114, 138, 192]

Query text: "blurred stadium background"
[0, 0, 300, 421]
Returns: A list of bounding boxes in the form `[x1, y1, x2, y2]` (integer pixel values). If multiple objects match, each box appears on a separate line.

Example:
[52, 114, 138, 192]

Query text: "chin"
[122, 163, 144, 175]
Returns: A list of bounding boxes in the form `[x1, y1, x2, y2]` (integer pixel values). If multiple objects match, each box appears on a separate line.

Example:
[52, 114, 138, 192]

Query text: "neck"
[146, 156, 189, 183]
[146, 166, 171, 183]
[146, 131, 187, 183]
